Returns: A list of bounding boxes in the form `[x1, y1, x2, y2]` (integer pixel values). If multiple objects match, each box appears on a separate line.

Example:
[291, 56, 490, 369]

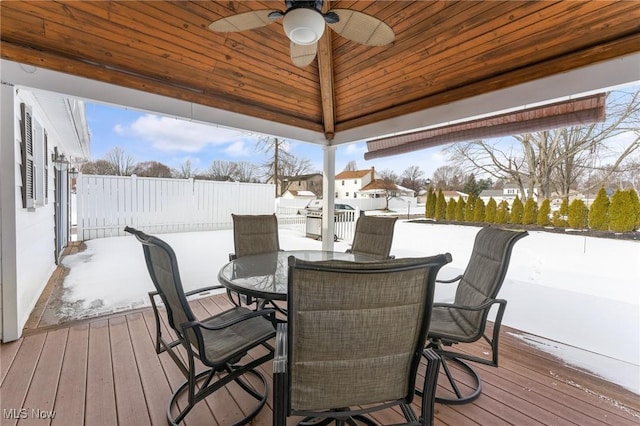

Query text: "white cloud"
[126, 114, 250, 153]
[113, 124, 124, 135]
[224, 140, 252, 157]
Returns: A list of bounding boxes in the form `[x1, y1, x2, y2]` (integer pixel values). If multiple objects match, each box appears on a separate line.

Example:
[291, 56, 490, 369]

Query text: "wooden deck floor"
[2, 292, 639, 426]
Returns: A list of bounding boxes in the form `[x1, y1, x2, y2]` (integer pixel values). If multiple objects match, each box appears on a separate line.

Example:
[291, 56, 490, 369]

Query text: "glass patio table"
[218, 250, 375, 302]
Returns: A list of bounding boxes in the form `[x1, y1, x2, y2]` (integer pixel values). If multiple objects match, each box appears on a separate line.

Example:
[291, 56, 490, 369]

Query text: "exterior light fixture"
[52, 151, 69, 171]
[283, 8, 325, 45]
[69, 166, 79, 179]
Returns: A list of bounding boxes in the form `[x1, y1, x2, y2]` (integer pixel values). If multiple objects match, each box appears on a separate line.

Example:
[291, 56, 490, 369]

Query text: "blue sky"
[85, 102, 449, 177]
[85, 83, 638, 179]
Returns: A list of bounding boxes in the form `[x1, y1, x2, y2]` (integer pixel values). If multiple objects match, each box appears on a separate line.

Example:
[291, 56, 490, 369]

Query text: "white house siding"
[0, 87, 66, 341]
[334, 169, 377, 199]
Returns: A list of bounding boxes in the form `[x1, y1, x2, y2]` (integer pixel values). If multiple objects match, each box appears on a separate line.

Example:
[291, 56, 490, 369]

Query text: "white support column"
[0, 82, 19, 341]
[321, 145, 336, 251]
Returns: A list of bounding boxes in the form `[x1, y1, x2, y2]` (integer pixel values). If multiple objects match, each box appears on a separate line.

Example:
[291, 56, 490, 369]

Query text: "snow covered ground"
[60, 221, 640, 394]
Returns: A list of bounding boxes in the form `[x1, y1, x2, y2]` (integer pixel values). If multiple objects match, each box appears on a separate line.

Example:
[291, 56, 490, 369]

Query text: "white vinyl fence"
[76, 174, 275, 240]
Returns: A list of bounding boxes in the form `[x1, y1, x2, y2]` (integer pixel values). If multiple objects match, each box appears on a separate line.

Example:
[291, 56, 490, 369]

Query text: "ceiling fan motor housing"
[283, 7, 326, 45]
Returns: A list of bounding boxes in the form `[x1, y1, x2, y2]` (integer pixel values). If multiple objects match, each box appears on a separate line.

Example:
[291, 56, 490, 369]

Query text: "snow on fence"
[76, 174, 275, 240]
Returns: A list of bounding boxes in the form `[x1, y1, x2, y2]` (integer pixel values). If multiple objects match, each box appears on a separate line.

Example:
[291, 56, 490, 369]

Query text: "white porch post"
[321, 145, 336, 251]
[0, 82, 19, 341]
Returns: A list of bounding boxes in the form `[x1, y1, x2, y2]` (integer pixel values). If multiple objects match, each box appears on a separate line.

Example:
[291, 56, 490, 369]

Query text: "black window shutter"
[21, 103, 35, 209]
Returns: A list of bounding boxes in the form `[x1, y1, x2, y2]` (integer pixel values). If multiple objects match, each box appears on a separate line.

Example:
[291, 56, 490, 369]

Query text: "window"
[33, 122, 47, 206]
[335, 192, 338, 198]
[345, 192, 349, 197]
[341, 180, 345, 186]
[354, 180, 357, 184]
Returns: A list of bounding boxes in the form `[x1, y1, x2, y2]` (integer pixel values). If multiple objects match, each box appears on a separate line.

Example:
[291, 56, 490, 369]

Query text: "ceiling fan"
[208, 0, 394, 67]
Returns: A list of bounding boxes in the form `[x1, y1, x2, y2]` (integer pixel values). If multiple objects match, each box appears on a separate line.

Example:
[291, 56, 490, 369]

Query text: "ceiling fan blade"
[291, 41, 317, 67]
[328, 9, 394, 46]
[209, 10, 279, 32]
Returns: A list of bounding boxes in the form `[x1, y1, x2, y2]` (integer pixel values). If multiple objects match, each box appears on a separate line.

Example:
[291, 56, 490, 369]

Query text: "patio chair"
[124, 226, 276, 425]
[228, 213, 281, 307]
[346, 215, 398, 260]
[273, 253, 452, 426]
[424, 226, 528, 405]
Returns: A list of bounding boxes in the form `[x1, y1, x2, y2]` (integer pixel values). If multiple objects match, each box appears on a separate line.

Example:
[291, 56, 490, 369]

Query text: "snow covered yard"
[60, 221, 640, 394]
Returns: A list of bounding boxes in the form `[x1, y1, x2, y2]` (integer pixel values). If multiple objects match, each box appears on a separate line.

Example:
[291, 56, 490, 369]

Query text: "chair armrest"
[433, 298, 505, 312]
[436, 274, 462, 284]
[183, 308, 277, 332]
[184, 285, 224, 298]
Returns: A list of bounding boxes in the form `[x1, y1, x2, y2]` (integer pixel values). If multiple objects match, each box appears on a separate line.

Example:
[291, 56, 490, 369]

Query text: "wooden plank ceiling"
[2, 1, 639, 142]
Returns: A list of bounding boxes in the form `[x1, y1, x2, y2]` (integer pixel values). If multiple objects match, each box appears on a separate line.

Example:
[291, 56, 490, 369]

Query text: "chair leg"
[435, 355, 482, 405]
[168, 366, 269, 425]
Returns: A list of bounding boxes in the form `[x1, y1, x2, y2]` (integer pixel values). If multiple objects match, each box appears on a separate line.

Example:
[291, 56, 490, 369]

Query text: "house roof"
[2, 2, 638, 148]
[285, 189, 316, 197]
[479, 189, 505, 198]
[285, 173, 323, 181]
[335, 169, 374, 180]
[442, 190, 466, 198]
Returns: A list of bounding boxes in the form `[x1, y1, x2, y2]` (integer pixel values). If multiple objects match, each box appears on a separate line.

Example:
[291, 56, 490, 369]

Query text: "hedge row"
[424, 188, 640, 233]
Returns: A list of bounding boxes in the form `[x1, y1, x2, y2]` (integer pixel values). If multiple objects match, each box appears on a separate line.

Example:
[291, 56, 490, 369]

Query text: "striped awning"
[364, 93, 606, 160]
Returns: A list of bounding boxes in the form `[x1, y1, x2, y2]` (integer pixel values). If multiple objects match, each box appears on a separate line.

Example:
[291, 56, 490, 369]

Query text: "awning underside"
[364, 93, 606, 160]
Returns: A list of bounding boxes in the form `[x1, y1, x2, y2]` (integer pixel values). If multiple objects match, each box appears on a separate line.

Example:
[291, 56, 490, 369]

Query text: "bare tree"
[400, 165, 425, 193]
[80, 159, 116, 175]
[258, 136, 312, 196]
[174, 159, 198, 179]
[206, 160, 237, 181]
[104, 146, 136, 176]
[133, 161, 172, 177]
[447, 89, 640, 200]
[233, 161, 260, 183]
[343, 160, 358, 172]
[431, 165, 465, 190]
[378, 169, 400, 210]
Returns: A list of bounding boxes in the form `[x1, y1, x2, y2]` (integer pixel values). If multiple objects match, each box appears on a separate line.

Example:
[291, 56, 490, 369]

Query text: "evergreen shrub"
[537, 199, 551, 226]
[588, 187, 609, 231]
[510, 196, 523, 224]
[568, 199, 588, 229]
[522, 197, 538, 225]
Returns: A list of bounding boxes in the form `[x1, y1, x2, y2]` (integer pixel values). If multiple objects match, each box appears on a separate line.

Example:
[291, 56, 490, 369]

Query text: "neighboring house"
[0, 84, 90, 341]
[268, 173, 323, 197]
[285, 173, 323, 197]
[358, 181, 415, 198]
[442, 190, 468, 203]
[479, 184, 537, 206]
[335, 167, 378, 199]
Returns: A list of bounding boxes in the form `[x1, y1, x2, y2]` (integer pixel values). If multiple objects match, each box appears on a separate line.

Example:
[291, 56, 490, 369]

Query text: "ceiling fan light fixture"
[283, 8, 325, 45]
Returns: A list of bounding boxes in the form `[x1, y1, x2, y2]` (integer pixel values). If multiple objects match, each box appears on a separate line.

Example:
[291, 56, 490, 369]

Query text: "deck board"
[85, 319, 117, 426]
[3, 292, 639, 426]
[20, 327, 67, 426]
[52, 324, 89, 426]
